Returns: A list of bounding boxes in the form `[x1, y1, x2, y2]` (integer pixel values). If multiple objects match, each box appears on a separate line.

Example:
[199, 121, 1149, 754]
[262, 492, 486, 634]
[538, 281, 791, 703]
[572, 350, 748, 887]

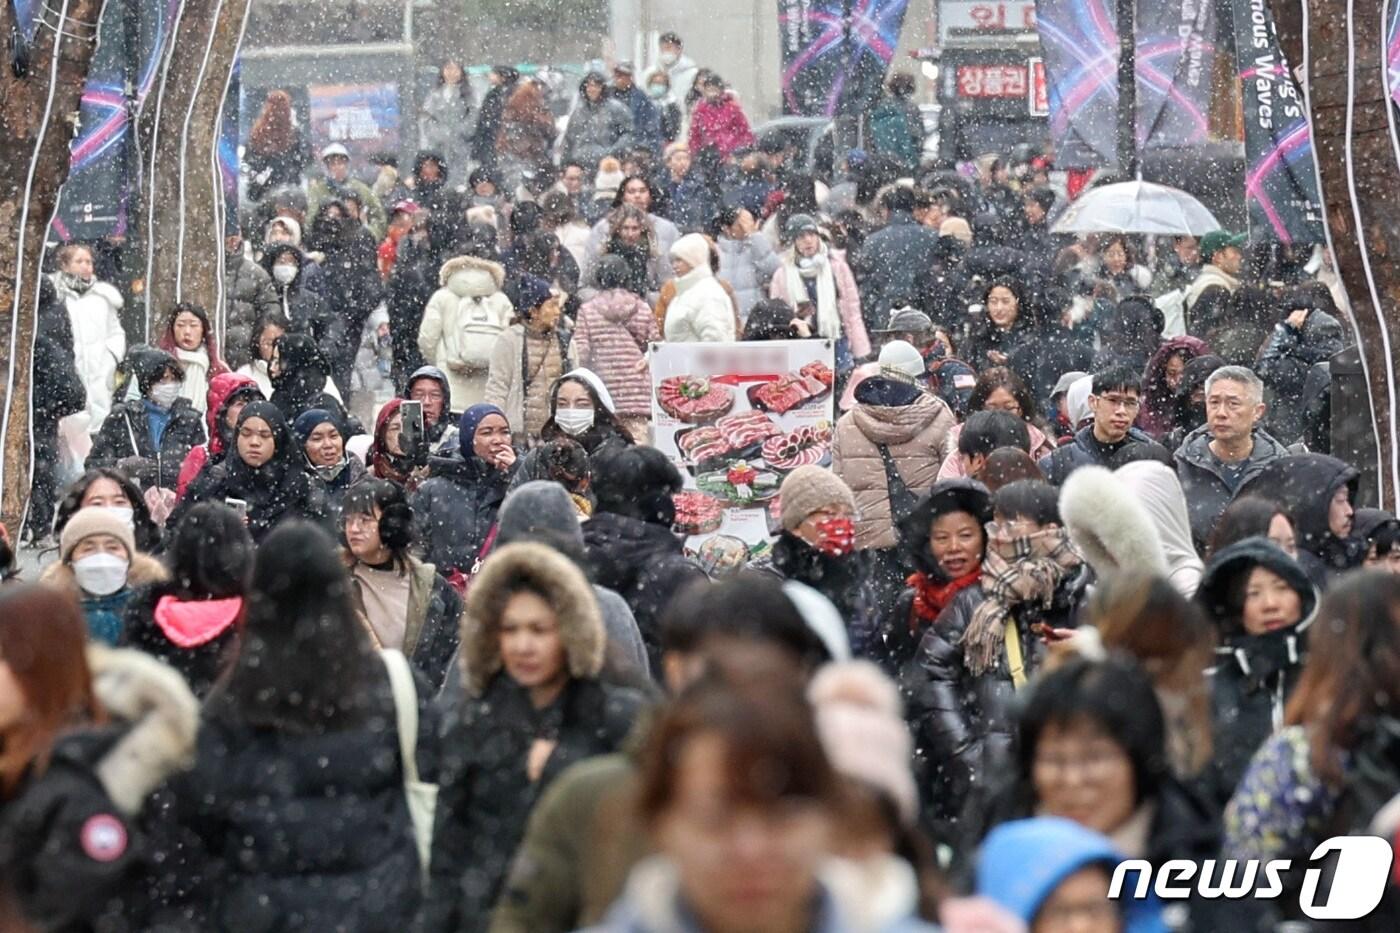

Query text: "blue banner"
[1034, 0, 1119, 168]
[1136, 0, 1217, 150]
[777, 0, 912, 117]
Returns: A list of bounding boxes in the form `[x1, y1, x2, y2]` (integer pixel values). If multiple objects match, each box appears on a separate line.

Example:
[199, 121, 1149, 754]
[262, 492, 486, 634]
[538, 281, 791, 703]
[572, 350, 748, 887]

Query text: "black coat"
[120, 583, 240, 698]
[151, 688, 434, 932]
[421, 675, 644, 933]
[758, 532, 879, 654]
[88, 398, 208, 491]
[1237, 453, 1364, 580]
[1256, 311, 1345, 444]
[1038, 424, 1155, 487]
[582, 511, 706, 660]
[387, 237, 439, 389]
[260, 248, 345, 363]
[902, 572, 1086, 827]
[410, 454, 512, 575]
[0, 731, 146, 931]
[173, 428, 328, 544]
[318, 227, 385, 357]
[852, 211, 944, 330]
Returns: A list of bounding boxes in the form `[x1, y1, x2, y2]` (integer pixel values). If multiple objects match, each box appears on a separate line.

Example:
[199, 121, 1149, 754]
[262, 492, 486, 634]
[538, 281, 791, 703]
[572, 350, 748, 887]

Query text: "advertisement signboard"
[649, 340, 837, 560]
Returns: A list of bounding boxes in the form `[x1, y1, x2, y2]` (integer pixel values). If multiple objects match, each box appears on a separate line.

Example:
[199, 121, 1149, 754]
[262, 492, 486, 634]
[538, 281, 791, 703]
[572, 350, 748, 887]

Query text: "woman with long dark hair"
[246, 90, 311, 201]
[54, 466, 162, 554]
[121, 502, 252, 697]
[155, 522, 431, 930]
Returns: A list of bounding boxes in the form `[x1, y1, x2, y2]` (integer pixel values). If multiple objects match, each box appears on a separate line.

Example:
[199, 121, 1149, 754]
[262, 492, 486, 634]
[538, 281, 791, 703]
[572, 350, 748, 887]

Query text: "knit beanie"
[669, 233, 711, 271]
[61, 506, 136, 562]
[808, 660, 919, 826]
[779, 465, 856, 531]
[878, 340, 926, 384]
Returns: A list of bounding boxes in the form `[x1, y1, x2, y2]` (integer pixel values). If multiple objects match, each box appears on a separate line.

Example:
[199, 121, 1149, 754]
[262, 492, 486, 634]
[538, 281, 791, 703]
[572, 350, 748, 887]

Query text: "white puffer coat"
[418, 255, 515, 410]
[662, 264, 735, 343]
[51, 273, 125, 434]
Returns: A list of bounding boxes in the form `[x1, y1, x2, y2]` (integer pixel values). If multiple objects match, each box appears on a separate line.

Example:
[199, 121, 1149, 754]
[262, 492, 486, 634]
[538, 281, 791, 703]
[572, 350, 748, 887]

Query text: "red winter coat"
[689, 94, 754, 162]
[571, 289, 659, 418]
[175, 372, 260, 498]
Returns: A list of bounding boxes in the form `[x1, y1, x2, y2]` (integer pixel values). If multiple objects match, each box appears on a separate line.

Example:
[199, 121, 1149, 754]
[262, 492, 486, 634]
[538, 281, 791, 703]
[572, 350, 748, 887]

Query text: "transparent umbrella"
[1052, 181, 1222, 236]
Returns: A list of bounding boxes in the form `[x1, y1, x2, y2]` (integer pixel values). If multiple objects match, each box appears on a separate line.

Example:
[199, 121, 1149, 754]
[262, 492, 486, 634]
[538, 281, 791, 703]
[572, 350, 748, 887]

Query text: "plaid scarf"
[962, 527, 1081, 681]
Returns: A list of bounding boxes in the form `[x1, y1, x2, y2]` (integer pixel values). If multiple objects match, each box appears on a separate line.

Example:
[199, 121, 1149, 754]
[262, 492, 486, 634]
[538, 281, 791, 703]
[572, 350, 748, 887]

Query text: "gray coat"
[562, 98, 635, 168]
[222, 256, 279, 370]
[717, 234, 781, 319]
[1174, 425, 1288, 548]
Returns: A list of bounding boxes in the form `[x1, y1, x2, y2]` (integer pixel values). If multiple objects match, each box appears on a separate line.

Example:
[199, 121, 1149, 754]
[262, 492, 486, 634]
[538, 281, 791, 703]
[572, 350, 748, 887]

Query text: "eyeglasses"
[1093, 394, 1140, 412]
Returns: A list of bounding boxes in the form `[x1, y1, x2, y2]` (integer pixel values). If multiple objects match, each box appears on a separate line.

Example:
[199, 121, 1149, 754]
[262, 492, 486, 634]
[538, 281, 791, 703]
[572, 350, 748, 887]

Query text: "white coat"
[418, 255, 515, 410]
[52, 273, 125, 434]
[662, 264, 736, 343]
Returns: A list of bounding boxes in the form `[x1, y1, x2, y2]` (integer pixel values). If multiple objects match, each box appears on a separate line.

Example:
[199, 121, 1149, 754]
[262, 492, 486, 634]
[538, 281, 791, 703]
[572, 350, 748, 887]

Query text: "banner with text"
[777, 0, 912, 117]
[650, 340, 836, 564]
[1136, 0, 1218, 150]
[1230, 0, 1325, 244]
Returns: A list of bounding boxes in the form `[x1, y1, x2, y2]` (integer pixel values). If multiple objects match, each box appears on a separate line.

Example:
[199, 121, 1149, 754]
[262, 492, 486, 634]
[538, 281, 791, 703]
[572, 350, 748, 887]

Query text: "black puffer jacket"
[902, 569, 1087, 828]
[423, 676, 643, 933]
[1195, 537, 1317, 805]
[581, 511, 705, 659]
[410, 454, 513, 575]
[1256, 309, 1345, 444]
[154, 681, 433, 932]
[755, 533, 878, 653]
[223, 255, 280, 370]
[1038, 423, 1154, 487]
[1238, 453, 1363, 583]
[852, 211, 944, 330]
[260, 246, 345, 365]
[88, 397, 207, 491]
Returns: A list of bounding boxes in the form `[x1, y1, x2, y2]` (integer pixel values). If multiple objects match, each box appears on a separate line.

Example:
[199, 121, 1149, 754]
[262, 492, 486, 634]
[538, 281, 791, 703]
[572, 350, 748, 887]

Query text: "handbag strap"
[380, 649, 421, 784]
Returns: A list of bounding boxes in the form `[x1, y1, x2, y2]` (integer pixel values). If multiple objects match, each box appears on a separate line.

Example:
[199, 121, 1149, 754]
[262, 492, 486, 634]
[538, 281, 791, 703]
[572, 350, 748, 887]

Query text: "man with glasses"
[1038, 365, 1153, 486]
[1174, 365, 1287, 547]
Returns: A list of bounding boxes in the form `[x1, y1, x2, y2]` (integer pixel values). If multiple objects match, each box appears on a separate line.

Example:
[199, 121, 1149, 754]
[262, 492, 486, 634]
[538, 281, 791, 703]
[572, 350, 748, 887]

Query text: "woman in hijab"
[172, 400, 327, 542]
[1138, 336, 1209, 440]
[294, 408, 368, 521]
[410, 403, 517, 579]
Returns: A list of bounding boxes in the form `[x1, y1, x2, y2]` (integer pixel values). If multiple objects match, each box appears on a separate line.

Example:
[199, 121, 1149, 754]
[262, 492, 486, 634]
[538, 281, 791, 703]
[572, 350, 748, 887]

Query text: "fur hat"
[1059, 465, 1167, 583]
[808, 660, 919, 826]
[61, 507, 136, 562]
[669, 233, 711, 271]
[461, 542, 604, 696]
[779, 466, 856, 532]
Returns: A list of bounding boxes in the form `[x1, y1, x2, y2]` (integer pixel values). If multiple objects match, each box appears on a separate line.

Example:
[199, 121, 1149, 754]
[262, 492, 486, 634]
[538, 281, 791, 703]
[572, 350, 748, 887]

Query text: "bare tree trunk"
[0, 0, 110, 533]
[138, 0, 251, 333]
[1288, 0, 1400, 508]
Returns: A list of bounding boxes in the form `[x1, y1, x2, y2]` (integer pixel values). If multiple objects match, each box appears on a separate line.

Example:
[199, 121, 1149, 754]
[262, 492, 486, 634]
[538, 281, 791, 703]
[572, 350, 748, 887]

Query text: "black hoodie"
[1238, 453, 1363, 583]
[260, 245, 344, 364]
[1195, 536, 1317, 803]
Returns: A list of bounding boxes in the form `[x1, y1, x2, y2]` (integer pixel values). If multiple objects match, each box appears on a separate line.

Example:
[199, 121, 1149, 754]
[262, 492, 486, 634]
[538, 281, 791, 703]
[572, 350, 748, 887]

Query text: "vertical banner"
[778, 0, 912, 117]
[1135, 0, 1217, 149]
[54, 0, 183, 241]
[650, 340, 836, 560]
[1033, 0, 1119, 168]
[1230, 0, 1325, 244]
[1388, 0, 1400, 107]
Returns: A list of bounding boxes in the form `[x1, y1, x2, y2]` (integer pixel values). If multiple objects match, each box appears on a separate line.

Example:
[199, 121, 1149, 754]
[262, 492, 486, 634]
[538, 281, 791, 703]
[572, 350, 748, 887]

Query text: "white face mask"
[647, 84, 667, 99]
[659, 50, 678, 67]
[150, 382, 181, 409]
[554, 408, 595, 436]
[272, 264, 297, 285]
[102, 505, 135, 529]
[73, 552, 129, 596]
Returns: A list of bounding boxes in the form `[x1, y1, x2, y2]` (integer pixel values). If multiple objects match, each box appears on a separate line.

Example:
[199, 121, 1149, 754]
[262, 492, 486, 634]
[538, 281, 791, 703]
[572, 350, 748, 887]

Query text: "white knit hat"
[669, 233, 711, 271]
[878, 340, 925, 384]
[808, 660, 919, 826]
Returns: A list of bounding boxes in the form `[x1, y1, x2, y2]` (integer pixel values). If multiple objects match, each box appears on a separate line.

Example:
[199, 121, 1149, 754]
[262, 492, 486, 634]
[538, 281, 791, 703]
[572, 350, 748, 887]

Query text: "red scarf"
[907, 569, 982, 630]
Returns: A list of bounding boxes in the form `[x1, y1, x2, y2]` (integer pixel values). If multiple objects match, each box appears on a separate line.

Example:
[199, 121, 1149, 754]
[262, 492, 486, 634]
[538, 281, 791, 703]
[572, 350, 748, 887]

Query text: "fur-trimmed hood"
[40, 552, 170, 596]
[438, 253, 505, 290]
[85, 644, 200, 815]
[1060, 465, 1169, 583]
[1115, 460, 1204, 597]
[461, 541, 603, 696]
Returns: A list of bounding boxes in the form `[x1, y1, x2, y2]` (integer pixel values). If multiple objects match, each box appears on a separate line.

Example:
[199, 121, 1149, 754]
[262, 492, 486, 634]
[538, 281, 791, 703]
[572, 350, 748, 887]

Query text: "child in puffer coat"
[418, 255, 515, 410]
[571, 255, 659, 441]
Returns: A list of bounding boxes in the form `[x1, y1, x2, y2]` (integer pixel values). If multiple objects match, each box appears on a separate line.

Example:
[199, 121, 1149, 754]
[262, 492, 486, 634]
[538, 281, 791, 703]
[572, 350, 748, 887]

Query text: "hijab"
[224, 401, 314, 540]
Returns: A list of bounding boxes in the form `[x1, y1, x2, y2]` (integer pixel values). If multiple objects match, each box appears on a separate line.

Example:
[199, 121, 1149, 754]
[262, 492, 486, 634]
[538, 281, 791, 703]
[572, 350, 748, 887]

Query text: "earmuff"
[378, 500, 415, 552]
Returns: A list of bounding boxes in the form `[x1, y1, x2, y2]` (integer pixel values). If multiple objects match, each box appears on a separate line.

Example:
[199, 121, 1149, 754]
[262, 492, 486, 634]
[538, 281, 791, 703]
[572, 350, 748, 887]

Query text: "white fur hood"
[86, 644, 200, 815]
[1060, 465, 1167, 583]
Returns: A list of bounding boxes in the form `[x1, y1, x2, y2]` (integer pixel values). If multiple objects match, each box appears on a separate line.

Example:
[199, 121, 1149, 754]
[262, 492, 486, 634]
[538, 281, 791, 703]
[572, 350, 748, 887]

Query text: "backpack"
[868, 100, 919, 164]
[453, 296, 504, 370]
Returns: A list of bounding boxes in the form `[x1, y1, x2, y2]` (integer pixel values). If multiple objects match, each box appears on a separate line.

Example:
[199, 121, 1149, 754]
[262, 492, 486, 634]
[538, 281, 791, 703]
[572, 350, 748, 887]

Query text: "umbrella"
[1052, 181, 1221, 236]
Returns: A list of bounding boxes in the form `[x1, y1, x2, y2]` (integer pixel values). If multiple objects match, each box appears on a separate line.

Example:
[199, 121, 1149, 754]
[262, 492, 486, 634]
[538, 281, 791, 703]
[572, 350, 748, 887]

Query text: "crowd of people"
[3, 30, 1399, 933]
